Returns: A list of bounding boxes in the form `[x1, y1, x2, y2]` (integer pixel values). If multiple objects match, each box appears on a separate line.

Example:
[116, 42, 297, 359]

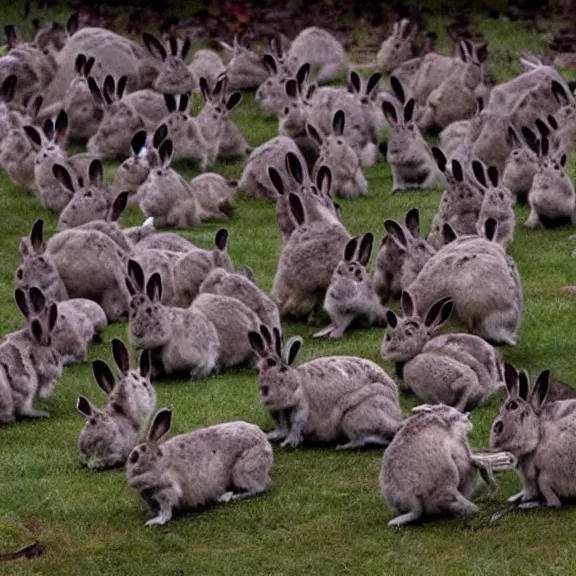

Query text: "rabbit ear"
[521, 126, 539, 154]
[451, 160, 463, 182]
[43, 119, 55, 142]
[403, 99, 415, 123]
[112, 339, 130, 374]
[14, 288, 30, 318]
[316, 165, 332, 194]
[52, 164, 76, 193]
[75, 53, 87, 75]
[365, 72, 382, 100]
[285, 78, 298, 99]
[259, 324, 273, 348]
[103, 76, 115, 105]
[237, 264, 254, 281]
[84, 56, 95, 77]
[214, 229, 229, 251]
[504, 362, 519, 397]
[358, 233, 373, 266]
[424, 297, 454, 330]
[385, 310, 398, 328]
[109, 192, 128, 222]
[285, 152, 304, 184]
[76, 396, 94, 418]
[164, 94, 177, 113]
[139, 349, 152, 380]
[89, 159, 103, 188]
[143, 32, 167, 61]
[472, 160, 487, 188]
[382, 101, 398, 126]
[383, 220, 407, 251]
[431, 146, 446, 172]
[484, 218, 497, 241]
[306, 122, 323, 146]
[28, 286, 45, 314]
[117, 76, 128, 100]
[127, 260, 145, 293]
[88, 77, 105, 107]
[344, 237, 358, 262]
[348, 70, 361, 94]
[181, 37, 191, 61]
[153, 124, 168, 148]
[159, 139, 173, 166]
[268, 167, 284, 195]
[24, 125, 42, 148]
[332, 110, 345, 136]
[534, 118, 550, 140]
[30, 219, 44, 253]
[552, 80, 570, 104]
[146, 273, 163, 302]
[288, 193, 305, 226]
[47, 303, 58, 332]
[530, 370, 550, 410]
[404, 208, 420, 238]
[560, 153, 567, 167]
[0, 75, 17, 103]
[296, 63, 310, 90]
[5, 25, 23, 48]
[248, 331, 267, 357]
[199, 77, 211, 102]
[30, 319, 44, 344]
[400, 291, 415, 317]
[541, 137, 549, 157]
[487, 165, 499, 187]
[178, 92, 190, 112]
[168, 36, 178, 57]
[285, 336, 303, 366]
[547, 115, 558, 131]
[148, 409, 172, 442]
[518, 370, 530, 400]
[442, 223, 457, 244]
[306, 83, 317, 101]
[262, 54, 278, 75]
[54, 110, 68, 145]
[389, 76, 405, 104]
[272, 327, 282, 358]
[66, 12, 79, 36]
[131, 130, 147, 155]
[93, 360, 116, 394]
[226, 92, 242, 111]
[28, 95, 43, 120]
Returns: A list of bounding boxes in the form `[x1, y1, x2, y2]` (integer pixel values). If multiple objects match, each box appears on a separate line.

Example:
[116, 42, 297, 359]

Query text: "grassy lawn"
[2, 7, 576, 575]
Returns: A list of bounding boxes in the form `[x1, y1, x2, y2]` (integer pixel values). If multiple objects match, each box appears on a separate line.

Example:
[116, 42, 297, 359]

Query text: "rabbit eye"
[284, 107, 289, 115]
[354, 270, 362, 279]
[156, 448, 162, 457]
[336, 139, 343, 145]
[146, 307, 152, 315]
[337, 269, 342, 275]
[266, 358, 277, 367]
[394, 43, 401, 49]
[38, 257, 45, 264]
[260, 385, 269, 396]
[385, 333, 391, 341]
[493, 421, 503, 435]
[156, 170, 162, 176]
[16, 269, 23, 279]
[508, 400, 518, 410]
[279, 365, 287, 372]
[129, 451, 139, 464]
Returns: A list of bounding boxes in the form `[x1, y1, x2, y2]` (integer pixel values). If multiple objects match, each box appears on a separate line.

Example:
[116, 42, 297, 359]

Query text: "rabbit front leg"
[145, 488, 176, 526]
[281, 404, 309, 448]
[537, 472, 562, 508]
[266, 409, 291, 443]
[509, 457, 540, 504]
[524, 205, 542, 229]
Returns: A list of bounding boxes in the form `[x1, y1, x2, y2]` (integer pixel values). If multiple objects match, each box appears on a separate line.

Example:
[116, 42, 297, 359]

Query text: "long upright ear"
[296, 63, 310, 90]
[92, 360, 116, 394]
[153, 124, 168, 148]
[178, 92, 190, 112]
[285, 152, 304, 184]
[262, 54, 278, 75]
[306, 122, 323, 146]
[214, 229, 228, 251]
[164, 93, 177, 113]
[30, 219, 44, 253]
[424, 297, 454, 330]
[316, 165, 332, 194]
[88, 77, 105, 107]
[28, 286, 46, 314]
[103, 76, 115, 105]
[400, 291, 415, 317]
[0, 75, 17, 103]
[109, 192, 128, 222]
[272, 327, 282, 357]
[42, 119, 55, 142]
[357, 233, 374, 266]
[146, 273, 163, 302]
[24, 125, 42, 148]
[89, 159, 103, 188]
[285, 336, 303, 366]
[74, 54, 87, 75]
[390, 76, 405, 104]
[472, 160, 487, 188]
[487, 165, 499, 187]
[127, 260, 145, 292]
[344, 237, 358, 262]
[112, 339, 130, 375]
[385, 309, 398, 328]
[116, 76, 128, 100]
[248, 330, 267, 357]
[288, 193, 305, 226]
[5, 25, 24, 48]
[52, 164, 76, 194]
[365, 72, 382, 99]
[521, 126, 539, 154]
[503, 362, 519, 397]
[348, 70, 361, 94]
[382, 101, 398, 126]
[535, 118, 550, 139]
[66, 12, 79, 36]
[181, 37, 191, 61]
[130, 130, 147, 157]
[285, 78, 298, 99]
[431, 146, 446, 172]
[148, 409, 172, 442]
[14, 288, 30, 318]
[484, 218, 497, 241]
[77, 396, 94, 418]
[518, 370, 530, 401]
[531, 370, 550, 410]
[159, 139, 173, 166]
[54, 110, 68, 145]
[404, 99, 415, 123]
[84, 57, 96, 77]
[168, 36, 178, 57]
[404, 208, 420, 238]
[268, 167, 284, 195]
[383, 220, 407, 251]
[139, 349, 152, 380]
[226, 92, 242, 111]
[332, 110, 345, 136]
[451, 160, 463, 182]
[47, 303, 58, 332]
[143, 33, 167, 60]
[442, 223, 457, 244]
[551, 80, 570, 104]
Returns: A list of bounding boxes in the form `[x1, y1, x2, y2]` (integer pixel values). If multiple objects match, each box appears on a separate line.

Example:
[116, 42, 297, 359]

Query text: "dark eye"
[38, 257, 45, 264]
[156, 170, 162, 176]
[355, 269, 362, 279]
[129, 451, 139, 464]
[146, 307, 152, 315]
[336, 139, 343, 145]
[394, 43, 401, 49]
[16, 269, 23, 279]
[385, 333, 391, 341]
[266, 358, 277, 367]
[348, 265, 354, 272]
[284, 106, 289, 114]
[260, 385, 269, 396]
[494, 421, 503, 434]
[508, 400, 518, 410]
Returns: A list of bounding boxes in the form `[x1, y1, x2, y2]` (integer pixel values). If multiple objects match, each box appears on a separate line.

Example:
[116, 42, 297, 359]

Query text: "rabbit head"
[220, 37, 269, 89]
[15, 220, 68, 302]
[502, 125, 538, 204]
[126, 261, 172, 350]
[87, 75, 144, 158]
[23, 109, 69, 167]
[376, 19, 418, 74]
[381, 292, 453, 363]
[143, 33, 195, 94]
[490, 363, 543, 456]
[113, 130, 152, 198]
[278, 77, 317, 138]
[54, 159, 110, 229]
[248, 325, 303, 410]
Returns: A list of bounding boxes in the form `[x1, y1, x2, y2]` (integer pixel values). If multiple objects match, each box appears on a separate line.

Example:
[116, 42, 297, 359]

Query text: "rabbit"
[187, 49, 226, 90]
[191, 293, 261, 370]
[381, 404, 514, 526]
[142, 33, 195, 94]
[472, 161, 515, 247]
[188, 173, 237, 221]
[126, 260, 220, 380]
[196, 75, 243, 166]
[373, 208, 436, 303]
[376, 19, 418, 75]
[313, 234, 388, 340]
[110, 130, 152, 202]
[0, 288, 62, 423]
[490, 364, 576, 509]
[170, 229, 234, 308]
[271, 192, 351, 320]
[525, 136, 575, 229]
[126, 408, 273, 526]
[381, 82, 443, 191]
[248, 326, 401, 449]
[16, 220, 131, 321]
[198, 267, 281, 334]
[407, 219, 523, 346]
[381, 292, 504, 411]
[220, 37, 269, 90]
[93, 339, 156, 435]
[308, 110, 368, 199]
[157, 93, 208, 168]
[286, 27, 348, 84]
[238, 136, 305, 201]
[134, 231, 198, 253]
[502, 125, 539, 204]
[76, 395, 137, 470]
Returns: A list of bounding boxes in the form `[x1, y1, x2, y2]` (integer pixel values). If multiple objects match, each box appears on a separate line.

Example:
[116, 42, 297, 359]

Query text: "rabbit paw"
[145, 515, 170, 527]
[217, 491, 235, 504]
[280, 435, 302, 449]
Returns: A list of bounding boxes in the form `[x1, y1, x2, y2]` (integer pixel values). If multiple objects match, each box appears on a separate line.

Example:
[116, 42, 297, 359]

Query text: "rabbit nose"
[493, 421, 503, 435]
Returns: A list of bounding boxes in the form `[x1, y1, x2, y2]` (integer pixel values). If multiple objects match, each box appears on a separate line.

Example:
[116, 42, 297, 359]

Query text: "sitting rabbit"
[248, 326, 401, 449]
[126, 408, 274, 526]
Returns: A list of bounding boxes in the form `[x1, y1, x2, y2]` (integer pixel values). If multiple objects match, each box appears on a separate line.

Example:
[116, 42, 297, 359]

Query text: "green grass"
[2, 9, 576, 576]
